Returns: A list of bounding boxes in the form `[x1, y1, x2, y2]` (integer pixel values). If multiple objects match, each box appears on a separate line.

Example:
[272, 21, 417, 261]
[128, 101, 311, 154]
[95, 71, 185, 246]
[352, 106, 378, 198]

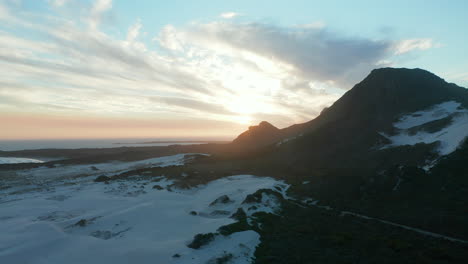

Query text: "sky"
[1, 0, 467, 140]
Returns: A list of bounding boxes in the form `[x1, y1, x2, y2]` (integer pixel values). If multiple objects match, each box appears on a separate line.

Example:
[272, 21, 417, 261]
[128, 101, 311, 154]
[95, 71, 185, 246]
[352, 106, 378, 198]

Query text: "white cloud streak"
[394, 38, 434, 55]
[220, 12, 240, 19]
[89, 0, 113, 30]
[48, 0, 69, 7]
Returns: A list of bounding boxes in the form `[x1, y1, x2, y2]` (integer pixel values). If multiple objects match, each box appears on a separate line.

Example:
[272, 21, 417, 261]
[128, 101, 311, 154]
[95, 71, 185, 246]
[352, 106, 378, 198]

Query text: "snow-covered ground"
[393, 101, 463, 130]
[0, 154, 288, 264]
[16, 153, 195, 181]
[0, 157, 44, 164]
[381, 101, 468, 156]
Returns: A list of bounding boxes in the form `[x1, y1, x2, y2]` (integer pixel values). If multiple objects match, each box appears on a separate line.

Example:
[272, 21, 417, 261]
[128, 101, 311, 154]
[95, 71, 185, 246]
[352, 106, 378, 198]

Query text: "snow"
[392, 177, 402, 191]
[0, 157, 44, 164]
[16, 153, 199, 181]
[174, 231, 260, 264]
[381, 101, 468, 156]
[243, 192, 282, 218]
[276, 134, 303, 146]
[394, 101, 462, 129]
[0, 155, 288, 264]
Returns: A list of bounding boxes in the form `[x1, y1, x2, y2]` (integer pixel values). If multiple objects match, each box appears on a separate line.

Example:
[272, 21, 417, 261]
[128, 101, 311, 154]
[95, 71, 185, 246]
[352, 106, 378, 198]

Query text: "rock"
[232, 121, 282, 150]
[94, 175, 111, 182]
[74, 219, 87, 227]
[187, 233, 216, 249]
[242, 189, 280, 204]
[230, 208, 247, 221]
[172, 254, 181, 258]
[242, 193, 260, 204]
[189, 211, 198, 216]
[209, 195, 233, 206]
[153, 185, 164, 190]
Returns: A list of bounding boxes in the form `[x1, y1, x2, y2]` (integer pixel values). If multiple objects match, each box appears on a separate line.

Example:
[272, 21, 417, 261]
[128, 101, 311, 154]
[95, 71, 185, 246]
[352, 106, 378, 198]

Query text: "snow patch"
[392, 177, 402, 191]
[16, 153, 200, 181]
[174, 231, 259, 264]
[380, 101, 468, 156]
[0, 157, 44, 164]
[394, 101, 462, 129]
[242, 192, 282, 217]
[0, 165, 287, 264]
[276, 133, 303, 146]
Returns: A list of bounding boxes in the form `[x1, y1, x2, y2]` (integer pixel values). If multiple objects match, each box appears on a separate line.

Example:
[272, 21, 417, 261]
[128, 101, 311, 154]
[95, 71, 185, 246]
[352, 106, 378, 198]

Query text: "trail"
[295, 199, 468, 244]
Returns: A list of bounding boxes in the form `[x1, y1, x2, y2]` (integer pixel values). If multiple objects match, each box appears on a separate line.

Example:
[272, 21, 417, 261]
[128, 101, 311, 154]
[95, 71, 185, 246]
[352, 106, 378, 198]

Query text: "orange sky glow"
[1, 113, 242, 140]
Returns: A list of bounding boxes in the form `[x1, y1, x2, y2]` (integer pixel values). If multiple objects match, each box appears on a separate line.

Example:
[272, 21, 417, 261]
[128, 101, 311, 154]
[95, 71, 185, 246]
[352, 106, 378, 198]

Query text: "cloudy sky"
[1, 0, 467, 140]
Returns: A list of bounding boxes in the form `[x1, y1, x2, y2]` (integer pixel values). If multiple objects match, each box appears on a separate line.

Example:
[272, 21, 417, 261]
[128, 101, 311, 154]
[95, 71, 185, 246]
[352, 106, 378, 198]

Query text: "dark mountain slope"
[229, 68, 468, 167]
[264, 68, 468, 169]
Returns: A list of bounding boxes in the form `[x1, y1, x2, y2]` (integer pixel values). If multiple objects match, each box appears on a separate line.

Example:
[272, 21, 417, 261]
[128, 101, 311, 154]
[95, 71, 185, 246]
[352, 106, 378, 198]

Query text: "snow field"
[0, 154, 288, 264]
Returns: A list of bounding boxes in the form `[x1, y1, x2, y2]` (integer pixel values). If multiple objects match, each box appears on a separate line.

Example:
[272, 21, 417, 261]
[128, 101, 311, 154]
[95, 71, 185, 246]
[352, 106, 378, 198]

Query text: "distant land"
[113, 140, 230, 145]
[0, 139, 230, 151]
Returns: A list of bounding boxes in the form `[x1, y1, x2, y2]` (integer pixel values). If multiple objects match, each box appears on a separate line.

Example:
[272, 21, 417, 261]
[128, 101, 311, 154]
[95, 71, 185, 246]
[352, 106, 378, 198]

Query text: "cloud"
[126, 19, 142, 42]
[0, 2, 11, 19]
[220, 12, 240, 19]
[297, 21, 326, 29]
[394, 38, 434, 54]
[159, 22, 393, 87]
[443, 72, 468, 87]
[89, 0, 113, 30]
[48, 0, 69, 7]
[155, 96, 235, 116]
[0, 1, 440, 137]
[155, 24, 184, 50]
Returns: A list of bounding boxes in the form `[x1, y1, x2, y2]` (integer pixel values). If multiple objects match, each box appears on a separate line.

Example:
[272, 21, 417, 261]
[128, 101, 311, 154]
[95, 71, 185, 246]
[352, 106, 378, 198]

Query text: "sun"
[234, 115, 253, 125]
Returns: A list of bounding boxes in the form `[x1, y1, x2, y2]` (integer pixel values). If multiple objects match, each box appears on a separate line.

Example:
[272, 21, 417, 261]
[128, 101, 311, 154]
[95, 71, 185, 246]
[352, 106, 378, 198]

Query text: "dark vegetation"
[254, 201, 468, 264]
[210, 252, 234, 264]
[94, 175, 111, 182]
[0, 143, 228, 170]
[187, 233, 216, 249]
[210, 195, 233, 206]
[152, 185, 164, 190]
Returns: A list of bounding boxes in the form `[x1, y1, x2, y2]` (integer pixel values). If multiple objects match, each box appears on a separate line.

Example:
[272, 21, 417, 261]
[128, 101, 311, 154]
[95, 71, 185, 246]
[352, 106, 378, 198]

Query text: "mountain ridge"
[230, 67, 468, 170]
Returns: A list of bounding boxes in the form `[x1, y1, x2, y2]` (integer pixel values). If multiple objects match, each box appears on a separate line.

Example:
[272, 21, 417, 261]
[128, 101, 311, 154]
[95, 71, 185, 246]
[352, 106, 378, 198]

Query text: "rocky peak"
[232, 121, 281, 148]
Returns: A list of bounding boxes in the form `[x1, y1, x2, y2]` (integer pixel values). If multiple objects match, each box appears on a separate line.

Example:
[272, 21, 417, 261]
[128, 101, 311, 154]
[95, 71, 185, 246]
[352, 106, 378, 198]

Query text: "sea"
[0, 139, 211, 151]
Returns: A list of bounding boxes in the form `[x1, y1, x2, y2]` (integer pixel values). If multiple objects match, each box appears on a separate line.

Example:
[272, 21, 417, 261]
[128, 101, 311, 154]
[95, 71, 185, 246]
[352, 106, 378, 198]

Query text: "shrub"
[94, 175, 111, 182]
[187, 233, 216, 249]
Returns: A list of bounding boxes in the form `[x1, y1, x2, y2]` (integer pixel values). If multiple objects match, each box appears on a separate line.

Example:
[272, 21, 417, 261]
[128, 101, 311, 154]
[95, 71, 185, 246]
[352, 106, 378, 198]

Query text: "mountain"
[231, 68, 468, 170]
[232, 121, 282, 149]
[223, 68, 468, 245]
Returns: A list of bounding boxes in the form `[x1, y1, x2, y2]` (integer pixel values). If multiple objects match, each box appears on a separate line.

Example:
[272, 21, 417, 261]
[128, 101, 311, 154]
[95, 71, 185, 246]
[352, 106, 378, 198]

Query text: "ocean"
[0, 138, 225, 151]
